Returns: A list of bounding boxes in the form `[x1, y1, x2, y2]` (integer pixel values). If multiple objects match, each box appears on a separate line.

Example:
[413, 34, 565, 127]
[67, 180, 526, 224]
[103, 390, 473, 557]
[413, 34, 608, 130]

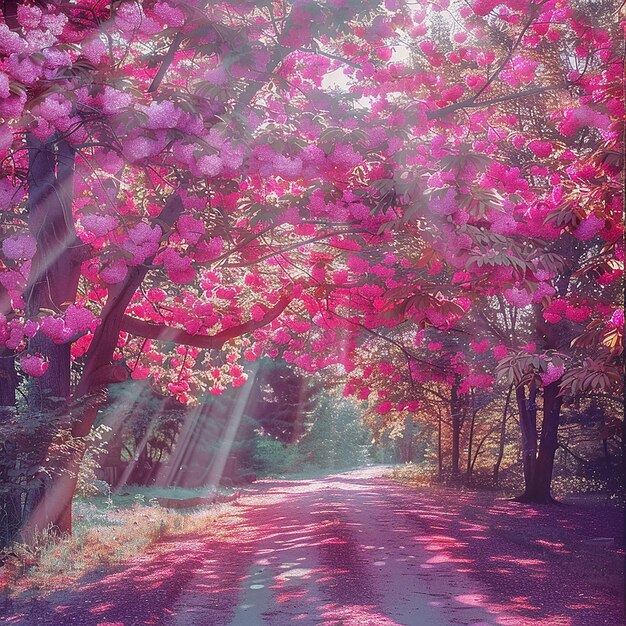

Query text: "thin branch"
[120, 293, 293, 349]
[428, 85, 565, 120]
[149, 32, 185, 93]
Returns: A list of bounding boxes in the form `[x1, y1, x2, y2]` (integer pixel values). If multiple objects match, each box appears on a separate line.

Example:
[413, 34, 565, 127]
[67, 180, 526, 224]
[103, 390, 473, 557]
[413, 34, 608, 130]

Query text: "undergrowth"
[0, 487, 235, 597]
[388, 462, 621, 504]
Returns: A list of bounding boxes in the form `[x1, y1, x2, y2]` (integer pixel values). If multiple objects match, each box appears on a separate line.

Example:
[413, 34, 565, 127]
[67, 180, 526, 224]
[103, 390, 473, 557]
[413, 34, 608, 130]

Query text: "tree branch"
[148, 32, 185, 93]
[120, 293, 293, 349]
[428, 85, 565, 120]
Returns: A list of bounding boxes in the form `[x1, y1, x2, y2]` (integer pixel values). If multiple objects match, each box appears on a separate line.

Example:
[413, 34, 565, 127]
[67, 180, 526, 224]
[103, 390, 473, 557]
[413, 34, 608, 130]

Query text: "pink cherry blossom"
[2, 234, 36, 260]
[528, 140, 553, 158]
[540, 363, 564, 385]
[20, 354, 49, 377]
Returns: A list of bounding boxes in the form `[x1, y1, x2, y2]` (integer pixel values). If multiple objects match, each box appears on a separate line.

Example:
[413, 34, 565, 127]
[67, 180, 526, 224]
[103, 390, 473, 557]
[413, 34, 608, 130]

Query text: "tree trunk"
[19, 187, 182, 540]
[0, 348, 21, 550]
[20, 136, 79, 537]
[493, 384, 513, 485]
[466, 391, 476, 481]
[25, 136, 78, 409]
[20, 443, 84, 544]
[437, 407, 443, 478]
[515, 380, 538, 500]
[400, 413, 414, 463]
[450, 378, 462, 478]
[603, 439, 611, 476]
[525, 381, 562, 503]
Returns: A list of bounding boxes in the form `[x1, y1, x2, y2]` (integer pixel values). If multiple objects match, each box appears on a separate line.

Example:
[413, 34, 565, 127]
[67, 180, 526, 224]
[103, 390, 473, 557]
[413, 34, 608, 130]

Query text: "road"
[4, 468, 623, 625]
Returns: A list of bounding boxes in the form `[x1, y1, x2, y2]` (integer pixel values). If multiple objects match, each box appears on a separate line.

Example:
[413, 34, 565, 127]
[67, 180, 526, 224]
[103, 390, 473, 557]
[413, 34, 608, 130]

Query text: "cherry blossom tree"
[0, 0, 622, 541]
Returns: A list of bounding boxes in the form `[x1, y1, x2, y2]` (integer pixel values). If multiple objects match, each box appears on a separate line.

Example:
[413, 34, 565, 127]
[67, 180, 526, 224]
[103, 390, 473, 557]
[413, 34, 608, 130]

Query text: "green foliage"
[297, 394, 371, 470]
[247, 393, 387, 477]
[0, 404, 74, 496]
[251, 439, 305, 476]
[246, 358, 316, 443]
[75, 450, 111, 499]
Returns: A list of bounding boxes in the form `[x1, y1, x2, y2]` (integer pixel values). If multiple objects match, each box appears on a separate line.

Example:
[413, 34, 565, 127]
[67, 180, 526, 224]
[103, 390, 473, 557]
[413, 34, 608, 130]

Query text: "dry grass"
[388, 463, 439, 487]
[1, 491, 235, 596]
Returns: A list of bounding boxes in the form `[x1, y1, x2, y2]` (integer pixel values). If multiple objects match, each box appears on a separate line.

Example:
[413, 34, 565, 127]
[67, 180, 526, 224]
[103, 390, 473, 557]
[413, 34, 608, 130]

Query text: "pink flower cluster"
[121, 223, 162, 265]
[540, 363, 564, 385]
[2, 234, 36, 260]
[160, 248, 195, 284]
[543, 298, 567, 323]
[471, 339, 490, 353]
[502, 57, 539, 87]
[429, 187, 458, 216]
[493, 344, 508, 360]
[0, 316, 37, 350]
[81, 214, 118, 238]
[503, 287, 532, 307]
[573, 214, 604, 241]
[20, 354, 48, 377]
[528, 140, 553, 158]
[560, 106, 610, 137]
[38, 305, 96, 344]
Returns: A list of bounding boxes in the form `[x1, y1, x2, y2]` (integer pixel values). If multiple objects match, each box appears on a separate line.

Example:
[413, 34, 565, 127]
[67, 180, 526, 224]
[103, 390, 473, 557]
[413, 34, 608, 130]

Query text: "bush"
[252, 438, 305, 476]
[389, 462, 439, 487]
[76, 451, 111, 498]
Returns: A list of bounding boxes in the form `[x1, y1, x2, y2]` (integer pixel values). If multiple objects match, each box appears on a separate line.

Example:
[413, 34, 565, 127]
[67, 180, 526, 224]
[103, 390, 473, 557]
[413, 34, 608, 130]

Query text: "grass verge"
[0, 486, 235, 597]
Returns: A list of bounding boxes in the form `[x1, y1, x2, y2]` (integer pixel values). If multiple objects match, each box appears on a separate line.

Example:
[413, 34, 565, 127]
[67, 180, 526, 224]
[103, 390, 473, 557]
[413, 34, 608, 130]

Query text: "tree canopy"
[0, 0, 622, 537]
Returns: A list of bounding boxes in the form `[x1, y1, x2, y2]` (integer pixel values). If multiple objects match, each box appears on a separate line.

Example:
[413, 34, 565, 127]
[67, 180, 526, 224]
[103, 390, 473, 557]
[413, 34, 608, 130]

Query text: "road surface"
[3, 468, 623, 625]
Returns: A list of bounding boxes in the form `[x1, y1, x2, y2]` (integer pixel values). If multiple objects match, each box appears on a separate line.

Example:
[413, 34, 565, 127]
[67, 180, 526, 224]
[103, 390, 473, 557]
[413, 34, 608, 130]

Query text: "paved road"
[4, 468, 623, 625]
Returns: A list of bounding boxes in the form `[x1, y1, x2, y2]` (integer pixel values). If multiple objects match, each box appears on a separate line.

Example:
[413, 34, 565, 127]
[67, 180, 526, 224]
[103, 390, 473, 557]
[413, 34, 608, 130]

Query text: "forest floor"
[1, 467, 623, 626]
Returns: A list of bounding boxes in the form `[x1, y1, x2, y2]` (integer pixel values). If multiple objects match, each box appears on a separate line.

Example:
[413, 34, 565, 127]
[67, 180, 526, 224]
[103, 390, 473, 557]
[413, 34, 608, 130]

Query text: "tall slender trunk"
[450, 377, 462, 478]
[25, 136, 78, 408]
[30, 194, 184, 536]
[437, 407, 443, 478]
[493, 384, 513, 485]
[400, 412, 414, 463]
[515, 380, 538, 499]
[21, 136, 78, 538]
[0, 348, 21, 550]
[466, 392, 477, 481]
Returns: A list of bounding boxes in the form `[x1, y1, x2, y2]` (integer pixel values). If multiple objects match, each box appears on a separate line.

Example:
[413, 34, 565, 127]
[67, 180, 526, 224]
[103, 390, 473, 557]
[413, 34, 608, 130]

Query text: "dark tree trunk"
[34, 194, 184, 535]
[0, 349, 21, 550]
[399, 413, 415, 463]
[20, 136, 78, 538]
[515, 381, 538, 500]
[466, 392, 476, 481]
[525, 381, 563, 503]
[450, 378, 463, 478]
[437, 408, 443, 478]
[603, 439, 611, 476]
[493, 384, 513, 485]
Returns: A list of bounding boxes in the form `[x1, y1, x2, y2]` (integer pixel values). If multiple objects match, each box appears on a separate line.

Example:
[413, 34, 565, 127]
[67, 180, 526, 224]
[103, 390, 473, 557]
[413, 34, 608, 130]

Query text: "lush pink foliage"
[0, 0, 620, 409]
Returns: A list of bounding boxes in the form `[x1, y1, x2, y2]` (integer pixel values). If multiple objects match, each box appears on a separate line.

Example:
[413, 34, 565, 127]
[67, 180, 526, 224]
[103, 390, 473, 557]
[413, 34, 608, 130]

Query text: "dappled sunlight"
[3, 470, 623, 625]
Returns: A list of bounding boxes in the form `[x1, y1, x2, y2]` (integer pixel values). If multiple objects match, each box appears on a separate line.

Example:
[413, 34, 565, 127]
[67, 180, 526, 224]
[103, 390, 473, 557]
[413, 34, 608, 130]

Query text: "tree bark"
[466, 391, 476, 481]
[514, 380, 538, 500]
[493, 384, 513, 485]
[25, 136, 78, 405]
[525, 381, 562, 503]
[20, 136, 79, 538]
[437, 407, 443, 478]
[450, 377, 463, 478]
[0, 348, 21, 550]
[400, 413, 414, 463]
[21, 192, 183, 540]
